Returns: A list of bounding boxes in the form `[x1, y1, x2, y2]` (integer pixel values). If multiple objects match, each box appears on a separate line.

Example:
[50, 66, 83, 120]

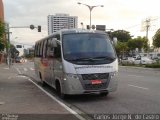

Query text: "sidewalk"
[0, 64, 80, 120]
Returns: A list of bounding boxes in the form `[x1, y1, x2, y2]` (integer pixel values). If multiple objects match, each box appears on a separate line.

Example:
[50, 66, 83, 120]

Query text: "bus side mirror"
[113, 37, 117, 45]
[52, 38, 57, 47]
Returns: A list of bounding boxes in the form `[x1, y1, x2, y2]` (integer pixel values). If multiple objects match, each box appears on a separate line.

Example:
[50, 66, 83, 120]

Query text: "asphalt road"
[14, 61, 160, 116]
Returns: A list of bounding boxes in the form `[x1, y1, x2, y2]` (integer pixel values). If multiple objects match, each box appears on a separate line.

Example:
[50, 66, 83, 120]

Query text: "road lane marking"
[128, 84, 149, 90]
[30, 68, 35, 71]
[0, 102, 5, 105]
[14, 67, 21, 74]
[24, 68, 28, 72]
[8, 75, 27, 79]
[3, 67, 9, 70]
[25, 77, 85, 120]
[127, 74, 144, 78]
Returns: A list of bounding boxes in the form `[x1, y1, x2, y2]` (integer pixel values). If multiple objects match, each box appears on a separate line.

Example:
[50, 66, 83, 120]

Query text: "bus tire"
[56, 81, 66, 99]
[42, 81, 47, 87]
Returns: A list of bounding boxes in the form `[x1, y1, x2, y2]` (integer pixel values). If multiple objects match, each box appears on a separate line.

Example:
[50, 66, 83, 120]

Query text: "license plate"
[91, 80, 102, 85]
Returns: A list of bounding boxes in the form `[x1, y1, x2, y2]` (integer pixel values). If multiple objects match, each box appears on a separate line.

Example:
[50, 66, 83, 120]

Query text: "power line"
[125, 24, 141, 29]
[124, 16, 160, 30]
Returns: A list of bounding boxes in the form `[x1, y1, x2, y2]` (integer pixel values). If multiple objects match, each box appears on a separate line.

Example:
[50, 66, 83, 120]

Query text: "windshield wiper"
[67, 56, 116, 61]
[68, 57, 95, 61]
[92, 56, 116, 60]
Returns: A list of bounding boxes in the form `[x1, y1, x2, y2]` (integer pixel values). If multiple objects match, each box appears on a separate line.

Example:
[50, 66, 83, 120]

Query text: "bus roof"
[60, 28, 106, 34]
[35, 29, 107, 44]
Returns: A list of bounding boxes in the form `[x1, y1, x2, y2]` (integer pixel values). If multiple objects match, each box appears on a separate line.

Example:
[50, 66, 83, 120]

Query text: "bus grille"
[84, 82, 107, 90]
[81, 73, 109, 80]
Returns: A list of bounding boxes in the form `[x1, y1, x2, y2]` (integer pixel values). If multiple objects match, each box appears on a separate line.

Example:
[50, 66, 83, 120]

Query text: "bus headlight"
[110, 71, 118, 79]
[64, 73, 79, 80]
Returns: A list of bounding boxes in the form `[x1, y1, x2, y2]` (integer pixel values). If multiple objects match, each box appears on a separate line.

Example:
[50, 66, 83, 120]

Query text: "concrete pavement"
[0, 63, 80, 120]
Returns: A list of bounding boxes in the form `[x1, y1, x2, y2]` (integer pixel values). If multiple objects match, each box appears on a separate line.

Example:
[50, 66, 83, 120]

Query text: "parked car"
[15, 57, 22, 63]
[121, 57, 135, 64]
[134, 57, 154, 65]
[149, 53, 160, 60]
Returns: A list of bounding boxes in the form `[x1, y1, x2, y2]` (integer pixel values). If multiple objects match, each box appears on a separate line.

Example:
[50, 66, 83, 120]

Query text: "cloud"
[3, 0, 160, 45]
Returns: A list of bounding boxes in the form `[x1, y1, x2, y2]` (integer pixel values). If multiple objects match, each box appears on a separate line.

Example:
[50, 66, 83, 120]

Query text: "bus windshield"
[62, 33, 116, 65]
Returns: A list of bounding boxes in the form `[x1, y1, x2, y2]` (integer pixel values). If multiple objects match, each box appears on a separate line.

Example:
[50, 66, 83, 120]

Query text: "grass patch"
[145, 63, 160, 68]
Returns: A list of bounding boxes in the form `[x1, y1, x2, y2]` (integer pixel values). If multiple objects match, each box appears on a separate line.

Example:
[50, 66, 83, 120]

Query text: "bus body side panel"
[52, 59, 63, 88]
[34, 57, 46, 82]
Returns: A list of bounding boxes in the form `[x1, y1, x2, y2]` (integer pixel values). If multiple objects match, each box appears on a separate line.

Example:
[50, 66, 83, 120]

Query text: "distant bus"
[15, 44, 24, 56]
[34, 29, 118, 98]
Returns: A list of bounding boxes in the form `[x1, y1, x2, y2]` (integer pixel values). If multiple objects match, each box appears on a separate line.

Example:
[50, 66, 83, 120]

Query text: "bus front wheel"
[56, 81, 66, 99]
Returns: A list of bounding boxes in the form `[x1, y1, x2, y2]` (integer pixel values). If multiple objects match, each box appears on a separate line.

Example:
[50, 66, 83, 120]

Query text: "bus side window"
[34, 44, 37, 57]
[55, 34, 60, 40]
[38, 42, 41, 57]
[40, 41, 44, 57]
[47, 39, 54, 58]
[42, 39, 48, 58]
[54, 42, 61, 59]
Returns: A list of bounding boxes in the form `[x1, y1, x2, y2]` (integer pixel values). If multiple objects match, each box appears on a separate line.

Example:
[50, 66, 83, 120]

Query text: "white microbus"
[34, 29, 118, 98]
[14, 44, 24, 56]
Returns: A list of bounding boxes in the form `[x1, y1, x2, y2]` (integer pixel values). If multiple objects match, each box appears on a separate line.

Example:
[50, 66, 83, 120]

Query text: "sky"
[3, 0, 160, 47]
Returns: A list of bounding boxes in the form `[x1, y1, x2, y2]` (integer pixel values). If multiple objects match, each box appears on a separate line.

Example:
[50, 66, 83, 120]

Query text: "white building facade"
[47, 13, 78, 35]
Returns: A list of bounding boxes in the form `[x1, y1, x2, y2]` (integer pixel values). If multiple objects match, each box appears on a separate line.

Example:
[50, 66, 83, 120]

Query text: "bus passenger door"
[52, 41, 63, 88]
[46, 39, 54, 86]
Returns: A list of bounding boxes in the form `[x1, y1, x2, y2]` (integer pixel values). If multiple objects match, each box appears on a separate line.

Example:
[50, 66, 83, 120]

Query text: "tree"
[127, 36, 149, 53]
[134, 37, 144, 50]
[0, 20, 5, 52]
[153, 28, 160, 48]
[142, 37, 149, 52]
[115, 41, 128, 58]
[111, 30, 132, 42]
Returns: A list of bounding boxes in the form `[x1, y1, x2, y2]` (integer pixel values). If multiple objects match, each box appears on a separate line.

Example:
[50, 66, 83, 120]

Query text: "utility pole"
[145, 18, 151, 42]
[5, 23, 12, 67]
[142, 17, 159, 47]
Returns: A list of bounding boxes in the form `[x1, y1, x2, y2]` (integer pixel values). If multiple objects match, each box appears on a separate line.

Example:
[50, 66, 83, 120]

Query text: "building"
[0, 0, 4, 21]
[47, 13, 78, 35]
[24, 47, 34, 56]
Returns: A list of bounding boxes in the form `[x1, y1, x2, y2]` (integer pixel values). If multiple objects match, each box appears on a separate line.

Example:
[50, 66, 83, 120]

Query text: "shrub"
[145, 63, 160, 68]
[121, 62, 135, 66]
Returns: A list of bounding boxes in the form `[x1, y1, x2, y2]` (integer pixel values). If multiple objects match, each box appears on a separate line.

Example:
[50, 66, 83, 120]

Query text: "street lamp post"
[77, 2, 104, 29]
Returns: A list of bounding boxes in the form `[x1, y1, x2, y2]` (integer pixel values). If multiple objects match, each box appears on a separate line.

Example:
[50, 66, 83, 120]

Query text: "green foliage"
[134, 37, 144, 49]
[145, 63, 160, 68]
[5, 41, 10, 49]
[0, 21, 5, 37]
[142, 37, 149, 52]
[111, 30, 132, 42]
[153, 29, 160, 48]
[0, 20, 5, 51]
[115, 41, 128, 57]
[25, 54, 34, 59]
[127, 39, 136, 51]
[127, 36, 149, 52]
[121, 62, 135, 66]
